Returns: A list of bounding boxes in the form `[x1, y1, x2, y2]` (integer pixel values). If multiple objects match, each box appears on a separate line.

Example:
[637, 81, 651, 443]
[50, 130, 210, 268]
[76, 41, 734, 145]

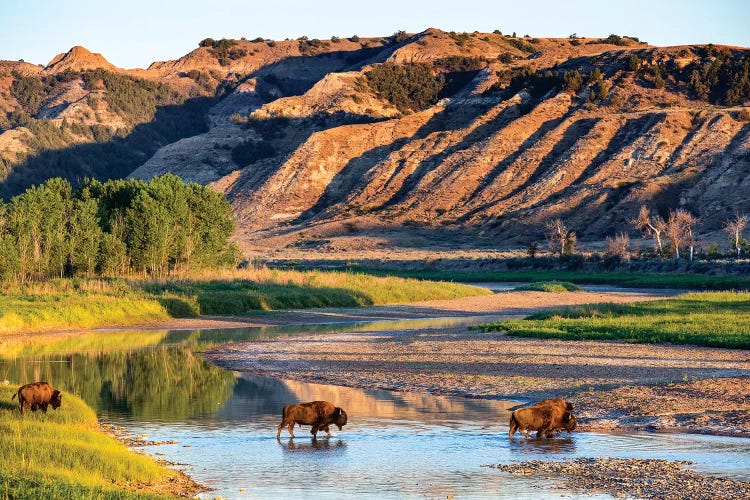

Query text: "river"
[2, 312, 749, 498]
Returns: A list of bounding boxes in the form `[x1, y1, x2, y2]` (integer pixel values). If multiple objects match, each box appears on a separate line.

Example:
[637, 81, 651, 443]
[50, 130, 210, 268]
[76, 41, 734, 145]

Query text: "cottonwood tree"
[724, 212, 747, 259]
[634, 205, 666, 256]
[546, 218, 576, 256]
[665, 209, 697, 260]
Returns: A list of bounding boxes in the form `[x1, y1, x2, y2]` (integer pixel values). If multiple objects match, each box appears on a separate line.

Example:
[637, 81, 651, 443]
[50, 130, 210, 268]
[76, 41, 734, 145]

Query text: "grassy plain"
[0, 269, 490, 335]
[0, 385, 181, 499]
[356, 269, 750, 290]
[476, 292, 750, 348]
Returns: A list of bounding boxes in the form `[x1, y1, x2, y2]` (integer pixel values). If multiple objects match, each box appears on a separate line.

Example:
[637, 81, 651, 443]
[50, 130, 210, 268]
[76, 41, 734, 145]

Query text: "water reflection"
[0, 346, 235, 421]
[281, 437, 348, 454]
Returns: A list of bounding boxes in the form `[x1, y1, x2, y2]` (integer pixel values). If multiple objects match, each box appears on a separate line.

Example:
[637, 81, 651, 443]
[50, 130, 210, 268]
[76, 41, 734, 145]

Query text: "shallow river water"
[2, 313, 749, 498]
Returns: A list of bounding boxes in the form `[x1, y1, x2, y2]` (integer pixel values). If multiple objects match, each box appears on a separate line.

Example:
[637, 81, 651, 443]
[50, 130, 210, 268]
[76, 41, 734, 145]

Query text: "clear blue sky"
[3, 0, 748, 69]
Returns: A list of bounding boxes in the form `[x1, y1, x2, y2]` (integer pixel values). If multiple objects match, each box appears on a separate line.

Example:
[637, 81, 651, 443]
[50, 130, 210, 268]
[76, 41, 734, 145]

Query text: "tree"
[526, 242, 539, 259]
[0, 234, 20, 281]
[724, 212, 748, 259]
[69, 197, 102, 276]
[665, 209, 697, 260]
[634, 206, 666, 256]
[604, 233, 631, 260]
[546, 218, 576, 256]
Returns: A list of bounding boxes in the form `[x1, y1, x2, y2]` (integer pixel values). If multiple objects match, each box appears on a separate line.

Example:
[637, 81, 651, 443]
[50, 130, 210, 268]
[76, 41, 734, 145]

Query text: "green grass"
[0, 385, 177, 499]
[352, 269, 750, 290]
[0, 270, 489, 335]
[513, 281, 583, 292]
[475, 292, 750, 348]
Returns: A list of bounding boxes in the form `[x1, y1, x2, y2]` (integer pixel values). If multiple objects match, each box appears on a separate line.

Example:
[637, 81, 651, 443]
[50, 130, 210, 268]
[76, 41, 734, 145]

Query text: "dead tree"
[604, 233, 631, 260]
[724, 212, 747, 259]
[633, 206, 666, 256]
[546, 218, 576, 256]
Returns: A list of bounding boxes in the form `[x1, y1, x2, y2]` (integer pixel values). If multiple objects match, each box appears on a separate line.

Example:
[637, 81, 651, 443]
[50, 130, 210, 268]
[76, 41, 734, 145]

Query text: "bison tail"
[11, 392, 16, 401]
[509, 413, 518, 439]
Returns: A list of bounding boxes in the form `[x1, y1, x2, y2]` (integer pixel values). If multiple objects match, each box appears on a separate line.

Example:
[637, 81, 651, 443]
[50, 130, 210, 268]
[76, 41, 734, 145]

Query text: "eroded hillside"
[1, 30, 748, 248]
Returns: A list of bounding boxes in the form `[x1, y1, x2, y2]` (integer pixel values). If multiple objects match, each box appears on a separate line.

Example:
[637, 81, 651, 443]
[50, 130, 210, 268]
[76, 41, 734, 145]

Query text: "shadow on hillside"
[0, 43, 400, 200]
[0, 97, 214, 200]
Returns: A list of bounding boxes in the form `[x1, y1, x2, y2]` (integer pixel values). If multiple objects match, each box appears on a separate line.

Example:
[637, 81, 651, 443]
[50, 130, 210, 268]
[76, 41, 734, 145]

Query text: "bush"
[627, 55, 641, 71]
[507, 38, 536, 53]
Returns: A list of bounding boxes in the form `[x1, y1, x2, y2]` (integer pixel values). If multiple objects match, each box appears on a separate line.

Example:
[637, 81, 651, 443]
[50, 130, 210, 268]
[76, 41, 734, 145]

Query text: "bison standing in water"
[11, 382, 62, 415]
[509, 398, 577, 439]
[277, 401, 348, 439]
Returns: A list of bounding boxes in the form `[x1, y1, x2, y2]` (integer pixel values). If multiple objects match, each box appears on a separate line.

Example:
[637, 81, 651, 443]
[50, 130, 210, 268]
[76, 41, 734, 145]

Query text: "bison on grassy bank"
[509, 398, 577, 439]
[277, 401, 348, 439]
[11, 382, 62, 415]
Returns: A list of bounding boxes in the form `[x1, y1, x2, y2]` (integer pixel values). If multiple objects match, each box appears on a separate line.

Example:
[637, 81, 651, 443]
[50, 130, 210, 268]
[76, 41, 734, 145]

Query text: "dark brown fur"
[277, 401, 348, 439]
[509, 398, 577, 439]
[11, 382, 62, 415]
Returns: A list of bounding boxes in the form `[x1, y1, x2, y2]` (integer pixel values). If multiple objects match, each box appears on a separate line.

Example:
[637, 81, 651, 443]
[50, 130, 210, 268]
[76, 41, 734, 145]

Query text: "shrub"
[349, 35, 360, 42]
[627, 55, 641, 71]
[392, 31, 409, 43]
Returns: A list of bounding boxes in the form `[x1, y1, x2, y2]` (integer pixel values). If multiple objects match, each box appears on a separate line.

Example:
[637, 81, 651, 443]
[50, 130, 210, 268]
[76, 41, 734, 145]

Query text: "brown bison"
[277, 401, 348, 439]
[11, 382, 62, 415]
[509, 398, 576, 439]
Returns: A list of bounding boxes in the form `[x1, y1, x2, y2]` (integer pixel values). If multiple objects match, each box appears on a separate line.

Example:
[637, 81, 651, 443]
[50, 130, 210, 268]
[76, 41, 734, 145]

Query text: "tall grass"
[513, 281, 583, 292]
[0, 270, 490, 336]
[355, 269, 750, 290]
[476, 292, 750, 348]
[0, 385, 177, 498]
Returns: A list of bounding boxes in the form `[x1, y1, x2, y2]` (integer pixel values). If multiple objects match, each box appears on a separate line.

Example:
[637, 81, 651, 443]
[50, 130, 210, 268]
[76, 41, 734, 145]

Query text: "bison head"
[51, 390, 62, 410]
[333, 407, 348, 430]
[562, 411, 577, 433]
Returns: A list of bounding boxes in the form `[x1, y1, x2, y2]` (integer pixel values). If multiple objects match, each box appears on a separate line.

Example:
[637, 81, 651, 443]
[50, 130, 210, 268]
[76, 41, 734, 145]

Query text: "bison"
[509, 398, 577, 439]
[277, 401, 348, 439]
[11, 382, 62, 415]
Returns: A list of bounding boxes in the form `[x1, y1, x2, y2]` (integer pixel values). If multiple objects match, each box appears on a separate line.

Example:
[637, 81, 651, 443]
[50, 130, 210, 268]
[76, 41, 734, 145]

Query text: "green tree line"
[0, 174, 238, 281]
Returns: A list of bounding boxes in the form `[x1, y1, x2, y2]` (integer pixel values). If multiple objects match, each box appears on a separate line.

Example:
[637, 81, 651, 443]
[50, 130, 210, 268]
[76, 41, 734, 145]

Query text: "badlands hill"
[1, 30, 748, 250]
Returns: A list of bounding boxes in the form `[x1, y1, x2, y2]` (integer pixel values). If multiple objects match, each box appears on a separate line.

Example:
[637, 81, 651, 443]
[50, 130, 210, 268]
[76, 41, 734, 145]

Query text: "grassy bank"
[355, 269, 750, 290]
[513, 281, 583, 292]
[0, 384, 186, 499]
[0, 269, 490, 335]
[476, 292, 750, 349]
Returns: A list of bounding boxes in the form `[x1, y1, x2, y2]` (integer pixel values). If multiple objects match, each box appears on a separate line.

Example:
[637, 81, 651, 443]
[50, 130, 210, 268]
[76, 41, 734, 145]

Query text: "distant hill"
[1, 30, 748, 250]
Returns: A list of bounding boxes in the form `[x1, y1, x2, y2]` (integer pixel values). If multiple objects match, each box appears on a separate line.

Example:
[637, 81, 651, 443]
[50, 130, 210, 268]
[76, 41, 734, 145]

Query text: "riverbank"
[203, 291, 750, 437]
[0, 383, 203, 498]
[0, 270, 488, 336]
[490, 458, 750, 499]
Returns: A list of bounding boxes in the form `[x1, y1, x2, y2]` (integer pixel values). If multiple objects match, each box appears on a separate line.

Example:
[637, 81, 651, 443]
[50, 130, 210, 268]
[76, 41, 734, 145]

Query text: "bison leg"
[277, 418, 292, 440]
[40, 403, 49, 413]
[509, 415, 517, 439]
[288, 421, 296, 438]
[319, 425, 331, 437]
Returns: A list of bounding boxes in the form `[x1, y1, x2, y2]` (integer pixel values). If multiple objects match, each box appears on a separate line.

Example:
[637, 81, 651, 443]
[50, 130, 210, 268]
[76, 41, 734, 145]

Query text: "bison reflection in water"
[281, 437, 347, 453]
[12, 382, 62, 415]
[509, 398, 577, 439]
[277, 401, 348, 439]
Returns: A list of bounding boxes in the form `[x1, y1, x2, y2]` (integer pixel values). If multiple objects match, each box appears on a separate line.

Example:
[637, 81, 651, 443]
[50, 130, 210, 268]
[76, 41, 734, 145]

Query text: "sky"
[3, 0, 748, 69]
